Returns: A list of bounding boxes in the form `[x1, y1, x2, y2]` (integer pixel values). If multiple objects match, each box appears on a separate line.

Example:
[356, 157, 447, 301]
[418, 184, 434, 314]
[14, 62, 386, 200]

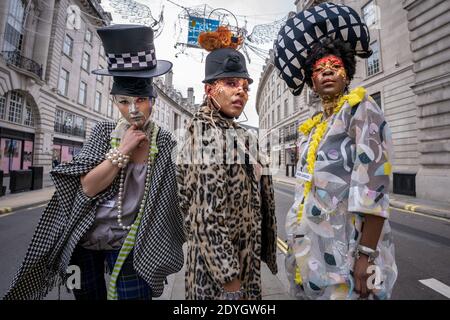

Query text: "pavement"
[155, 244, 292, 300]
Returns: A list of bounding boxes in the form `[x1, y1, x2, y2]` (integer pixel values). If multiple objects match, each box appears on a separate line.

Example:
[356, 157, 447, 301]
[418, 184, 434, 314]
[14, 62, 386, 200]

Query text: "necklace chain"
[116, 123, 155, 230]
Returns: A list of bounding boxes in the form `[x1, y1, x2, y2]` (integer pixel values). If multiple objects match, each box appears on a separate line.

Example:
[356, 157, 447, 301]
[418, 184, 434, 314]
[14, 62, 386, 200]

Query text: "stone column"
[403, 0, 450, 202]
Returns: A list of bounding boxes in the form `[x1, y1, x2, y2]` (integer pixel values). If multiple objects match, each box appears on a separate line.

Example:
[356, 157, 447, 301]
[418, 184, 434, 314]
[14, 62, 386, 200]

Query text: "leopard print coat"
[176, 104, 277, 300]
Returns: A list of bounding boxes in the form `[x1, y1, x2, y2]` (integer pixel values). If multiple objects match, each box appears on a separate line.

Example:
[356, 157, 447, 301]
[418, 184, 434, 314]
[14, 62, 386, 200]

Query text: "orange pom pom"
[198, 26, 243, 51]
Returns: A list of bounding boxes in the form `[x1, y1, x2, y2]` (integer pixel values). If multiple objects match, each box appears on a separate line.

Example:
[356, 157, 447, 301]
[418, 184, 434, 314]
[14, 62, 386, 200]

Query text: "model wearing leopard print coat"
[176, 103, 277, 300]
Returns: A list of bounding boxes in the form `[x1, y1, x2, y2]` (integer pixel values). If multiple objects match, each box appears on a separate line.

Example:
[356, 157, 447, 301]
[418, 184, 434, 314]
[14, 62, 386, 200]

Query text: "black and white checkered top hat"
[273, 2, 372, 96]
[92, 24, 172, 78]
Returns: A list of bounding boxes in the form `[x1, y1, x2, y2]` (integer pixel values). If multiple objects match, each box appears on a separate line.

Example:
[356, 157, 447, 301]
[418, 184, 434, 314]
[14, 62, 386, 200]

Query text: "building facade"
[256, 0, 449, 202]
[0, 0, 115, 180]
[152, 71, 196, 142]
[402, 0, 450, 202]
[0, 0, 196, 189]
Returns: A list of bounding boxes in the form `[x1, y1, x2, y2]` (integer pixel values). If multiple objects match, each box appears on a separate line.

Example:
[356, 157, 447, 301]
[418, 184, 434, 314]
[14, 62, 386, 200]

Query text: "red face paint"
[312, 55, 346, 81]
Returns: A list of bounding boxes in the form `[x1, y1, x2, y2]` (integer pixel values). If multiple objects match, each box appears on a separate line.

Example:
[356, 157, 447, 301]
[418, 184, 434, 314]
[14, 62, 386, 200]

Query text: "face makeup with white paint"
[113, 95, 152, 129]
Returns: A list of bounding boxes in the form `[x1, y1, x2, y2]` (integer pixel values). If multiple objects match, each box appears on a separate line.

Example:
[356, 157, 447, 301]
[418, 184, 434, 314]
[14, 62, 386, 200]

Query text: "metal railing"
[54, 123, 86, 138]
[1, 51, 43, 79]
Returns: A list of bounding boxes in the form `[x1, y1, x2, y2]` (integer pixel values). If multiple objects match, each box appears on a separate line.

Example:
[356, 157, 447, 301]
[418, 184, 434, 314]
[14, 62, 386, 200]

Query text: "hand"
[223, 278, 241, 292]
[222, 278, 245, 300]
[353, 254, 373, 299]
[118, 125, 148, 155]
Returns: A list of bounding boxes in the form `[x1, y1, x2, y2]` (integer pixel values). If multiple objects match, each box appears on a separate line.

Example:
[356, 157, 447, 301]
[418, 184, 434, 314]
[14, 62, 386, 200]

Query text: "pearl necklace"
[116, 123, 155, 231]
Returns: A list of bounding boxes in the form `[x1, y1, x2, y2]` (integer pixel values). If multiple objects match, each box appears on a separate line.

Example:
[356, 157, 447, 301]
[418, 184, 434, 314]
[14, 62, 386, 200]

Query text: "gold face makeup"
[211, 78, 250, 96]
[311, 55, 349, 118]
[312, 56, 347, 82]
[207, 77, 250, 118]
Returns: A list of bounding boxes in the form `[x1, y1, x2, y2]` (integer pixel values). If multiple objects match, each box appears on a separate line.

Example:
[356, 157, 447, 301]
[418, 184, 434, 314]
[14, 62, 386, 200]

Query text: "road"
[0, 183, 449, 300]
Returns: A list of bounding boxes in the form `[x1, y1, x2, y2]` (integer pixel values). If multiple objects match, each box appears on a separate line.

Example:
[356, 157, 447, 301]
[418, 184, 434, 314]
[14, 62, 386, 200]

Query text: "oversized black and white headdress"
[273, 2, 372, 96]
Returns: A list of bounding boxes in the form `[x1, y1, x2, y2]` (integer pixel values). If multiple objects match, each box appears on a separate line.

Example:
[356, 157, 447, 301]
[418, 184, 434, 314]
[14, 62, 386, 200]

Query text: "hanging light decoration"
[169, 0, 292, 63]
[107, 0, 165, 37]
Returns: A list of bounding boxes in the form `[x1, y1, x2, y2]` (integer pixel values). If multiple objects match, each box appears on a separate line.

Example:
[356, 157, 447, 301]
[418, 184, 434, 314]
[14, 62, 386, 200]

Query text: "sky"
[101, 0, 297, 127]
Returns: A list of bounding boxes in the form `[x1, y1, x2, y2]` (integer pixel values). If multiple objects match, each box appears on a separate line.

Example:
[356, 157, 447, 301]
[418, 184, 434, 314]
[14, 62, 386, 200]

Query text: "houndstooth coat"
[3, 121, 185, 300]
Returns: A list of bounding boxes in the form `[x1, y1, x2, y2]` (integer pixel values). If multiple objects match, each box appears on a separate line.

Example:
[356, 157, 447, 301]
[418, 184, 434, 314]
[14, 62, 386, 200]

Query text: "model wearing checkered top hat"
[273, 2, 398, 300]
[176, 26, 278, 300]
[3, 25, 184, 300]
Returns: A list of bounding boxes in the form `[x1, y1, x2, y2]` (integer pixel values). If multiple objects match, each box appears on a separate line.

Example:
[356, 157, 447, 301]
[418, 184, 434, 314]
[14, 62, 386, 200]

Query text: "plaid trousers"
[69, 245, 152, 300]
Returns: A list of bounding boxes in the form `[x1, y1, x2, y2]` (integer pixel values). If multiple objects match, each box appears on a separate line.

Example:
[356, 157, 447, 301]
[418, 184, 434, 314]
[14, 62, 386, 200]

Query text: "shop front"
[285, 143, 298, 178]
[52, 138, 83, 167]
[0, 127, 34, 175]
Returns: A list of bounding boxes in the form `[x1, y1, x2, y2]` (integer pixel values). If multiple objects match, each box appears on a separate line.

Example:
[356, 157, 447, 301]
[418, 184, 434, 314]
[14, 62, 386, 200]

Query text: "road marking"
[419, 278, 450, 299]
[274, 180, 296, 187]
[0, 203, 47, 218]
[277, 237, 288, 254]
[392, 207, 450, 222]
[0, 207, 12, 215]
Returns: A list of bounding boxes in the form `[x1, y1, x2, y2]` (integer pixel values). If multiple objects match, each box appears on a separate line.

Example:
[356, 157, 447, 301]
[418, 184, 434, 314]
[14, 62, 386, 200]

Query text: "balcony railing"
[2, 51, 43, 79]
[54, 123, 86, 138]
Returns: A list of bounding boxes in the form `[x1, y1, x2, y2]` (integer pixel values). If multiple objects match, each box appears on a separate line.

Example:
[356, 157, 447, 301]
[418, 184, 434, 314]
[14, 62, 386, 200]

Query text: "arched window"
[0, 91, 35, 127]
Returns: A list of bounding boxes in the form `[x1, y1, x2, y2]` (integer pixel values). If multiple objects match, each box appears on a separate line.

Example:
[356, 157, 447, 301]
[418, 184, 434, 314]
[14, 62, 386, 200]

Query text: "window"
[3, 0, 25, 52]
[63, 34, 73, 57]
[107, 99, 114, 118]
[24, 101, 34, 126]
[55, 109, 63, 124]
[271, 90, 275, 103]
[96, 68, 103, 83]
[277, 105, 281, 122]
[8, 91, 23, 123]
[277, 84, 281, 97]
[82, 52, 90, 71]
[85, 29, 92, 44]
[367, 41, 380, 76]
[0, 95, 6, 119]
[0, 91, 36, 127]
[272, 110, 275, 125]
[78, 81, 87, 105]
[94, 91, 102, 112]
[75, 116, 85, 130]
[64, 113, 74, 128]
[174, 113, 179, 131]
[363, 1, 377, 27]
[58, 68, 69, 96]
[371, 92, 382, 109]
[284, 99, 289, 117]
